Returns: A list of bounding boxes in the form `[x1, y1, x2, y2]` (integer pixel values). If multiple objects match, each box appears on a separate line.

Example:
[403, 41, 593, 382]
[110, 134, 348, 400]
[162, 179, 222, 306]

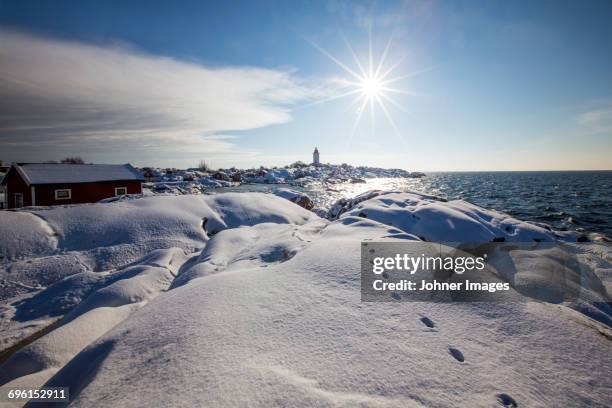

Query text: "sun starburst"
[361, 76, 383, 98]
[307, 29, 419, 140]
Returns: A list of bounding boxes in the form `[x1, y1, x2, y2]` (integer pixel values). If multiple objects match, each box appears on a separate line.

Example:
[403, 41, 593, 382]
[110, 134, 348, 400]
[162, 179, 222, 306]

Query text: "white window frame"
[55, 189, 72, 200]
[115, 186, 128, 196]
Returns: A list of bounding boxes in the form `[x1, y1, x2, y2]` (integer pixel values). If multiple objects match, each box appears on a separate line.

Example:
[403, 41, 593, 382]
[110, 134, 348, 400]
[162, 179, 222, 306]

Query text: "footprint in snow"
[420, 316, 434, 328]
[448, 347, 465, 362]
[496, 393, 517, 407]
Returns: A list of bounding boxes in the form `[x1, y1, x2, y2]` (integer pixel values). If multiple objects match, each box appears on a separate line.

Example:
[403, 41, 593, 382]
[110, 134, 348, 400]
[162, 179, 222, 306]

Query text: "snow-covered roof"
[10, 163, 144, 185]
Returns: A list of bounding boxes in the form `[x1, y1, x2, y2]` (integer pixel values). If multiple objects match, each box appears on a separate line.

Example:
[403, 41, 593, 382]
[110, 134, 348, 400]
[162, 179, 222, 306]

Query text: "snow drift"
[0, 193, 316, 351]
[0, 191, 610, 407]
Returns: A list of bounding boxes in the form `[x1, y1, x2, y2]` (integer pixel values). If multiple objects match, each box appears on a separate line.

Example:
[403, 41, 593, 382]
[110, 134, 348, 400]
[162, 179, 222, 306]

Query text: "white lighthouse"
[313, 147, 320, 165]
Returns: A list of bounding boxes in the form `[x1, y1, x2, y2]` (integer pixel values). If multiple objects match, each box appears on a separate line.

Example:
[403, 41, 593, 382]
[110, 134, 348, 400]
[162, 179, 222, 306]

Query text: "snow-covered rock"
[24, 193, 314, 260]
[0, 211, 57, 260]
[31, 205, 612, 407]
[330, 190, 580, 242]
[0, 247, 186, 390]
[0, 193, 317, 350]
[274, 188, 315, 210]
[142, 163, 422, 197]
[199, 178, 230, 188]
[0, 192, 610, 407]
[327, 190, 384, 220]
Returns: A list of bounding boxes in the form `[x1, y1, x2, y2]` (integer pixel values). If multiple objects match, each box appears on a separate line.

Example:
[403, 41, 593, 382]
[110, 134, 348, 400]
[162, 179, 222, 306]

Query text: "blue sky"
[0, 0, 611, 170]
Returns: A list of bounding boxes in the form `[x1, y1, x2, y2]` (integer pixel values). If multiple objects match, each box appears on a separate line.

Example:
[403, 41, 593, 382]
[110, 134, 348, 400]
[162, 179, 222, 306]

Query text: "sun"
[306, 30, 422, 139]
[361, 76, 383, 98]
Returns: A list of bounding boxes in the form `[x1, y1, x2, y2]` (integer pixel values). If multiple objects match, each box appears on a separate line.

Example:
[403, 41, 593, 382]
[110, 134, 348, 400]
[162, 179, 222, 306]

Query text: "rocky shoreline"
[140, 162, 425, 195]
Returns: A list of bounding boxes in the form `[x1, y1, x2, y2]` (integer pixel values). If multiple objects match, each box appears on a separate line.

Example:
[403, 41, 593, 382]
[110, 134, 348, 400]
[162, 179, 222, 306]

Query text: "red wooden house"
[1, 163, 144, 209]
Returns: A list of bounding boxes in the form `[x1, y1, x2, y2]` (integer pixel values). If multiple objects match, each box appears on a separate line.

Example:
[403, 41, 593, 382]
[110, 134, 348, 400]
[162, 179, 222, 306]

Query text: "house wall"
[33, 180, 142, 207]
[5, 168, 32, 208]
[2, 170, 142, 209]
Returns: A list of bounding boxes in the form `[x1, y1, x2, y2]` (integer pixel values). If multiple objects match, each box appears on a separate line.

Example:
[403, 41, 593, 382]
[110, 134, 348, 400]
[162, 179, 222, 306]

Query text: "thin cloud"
[577, 107, 612, 135]
[0, 29, 314, 164]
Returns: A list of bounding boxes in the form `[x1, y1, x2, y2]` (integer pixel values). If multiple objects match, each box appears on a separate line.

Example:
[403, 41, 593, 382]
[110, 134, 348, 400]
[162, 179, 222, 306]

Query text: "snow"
[331, 190, 579, 242]
[0, 211, 57, 261]
[0, 192, 314, 266]
[172, 221, 326, 288]
[10, 163, 144, 185]
[274, 187, 307, 201]
[9, 163, 144, 184]
[0, 191, 610, 407]
[0, 193, 316, 350]
[142, 163, 423, 196]
[38, 219, 612, 407]
[273, 188, 315, 210]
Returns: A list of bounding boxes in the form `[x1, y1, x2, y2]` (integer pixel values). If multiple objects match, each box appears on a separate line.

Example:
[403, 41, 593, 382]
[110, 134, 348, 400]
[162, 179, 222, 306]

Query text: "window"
[55, 189, 71, 200]
[14, 193, 23, 208]
[115, 187, 128, 196]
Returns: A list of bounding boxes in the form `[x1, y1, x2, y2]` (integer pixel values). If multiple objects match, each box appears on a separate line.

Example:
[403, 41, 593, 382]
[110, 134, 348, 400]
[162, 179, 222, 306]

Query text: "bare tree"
[60, 157, 85, 164]
[198, 160, 210, 171]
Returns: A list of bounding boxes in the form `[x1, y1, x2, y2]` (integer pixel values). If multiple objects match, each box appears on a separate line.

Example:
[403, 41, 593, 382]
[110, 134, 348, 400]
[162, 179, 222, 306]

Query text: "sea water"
[210, 171, 612, 237]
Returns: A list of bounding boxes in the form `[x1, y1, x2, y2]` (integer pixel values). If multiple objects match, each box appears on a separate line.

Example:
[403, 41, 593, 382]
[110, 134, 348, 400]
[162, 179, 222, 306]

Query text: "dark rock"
[212, 172, 230, 181]
[295, 196, 314, 210]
